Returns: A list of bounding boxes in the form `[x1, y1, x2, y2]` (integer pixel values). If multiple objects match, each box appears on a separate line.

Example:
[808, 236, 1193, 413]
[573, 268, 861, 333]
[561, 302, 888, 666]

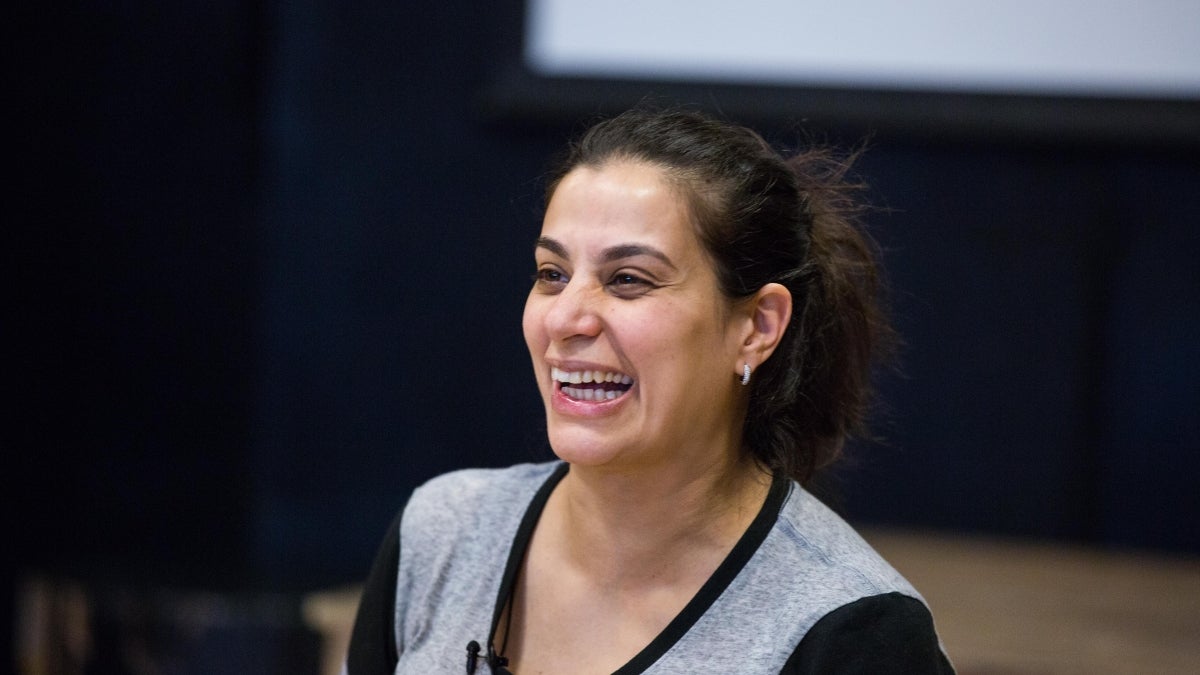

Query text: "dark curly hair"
[544, 108, 895, 485]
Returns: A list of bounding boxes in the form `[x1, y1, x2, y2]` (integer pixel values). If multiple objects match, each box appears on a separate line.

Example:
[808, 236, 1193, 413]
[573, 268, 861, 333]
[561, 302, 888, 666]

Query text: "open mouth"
[552, 366, 634, 402]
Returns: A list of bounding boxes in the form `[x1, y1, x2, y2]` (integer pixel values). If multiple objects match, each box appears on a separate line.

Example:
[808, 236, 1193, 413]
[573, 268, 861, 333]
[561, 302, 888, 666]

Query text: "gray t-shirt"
[348, 461, 952, 674]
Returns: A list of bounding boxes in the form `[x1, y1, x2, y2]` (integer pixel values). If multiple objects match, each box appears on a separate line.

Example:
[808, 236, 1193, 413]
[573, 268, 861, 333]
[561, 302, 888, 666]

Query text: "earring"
[740, 363, 751, 386]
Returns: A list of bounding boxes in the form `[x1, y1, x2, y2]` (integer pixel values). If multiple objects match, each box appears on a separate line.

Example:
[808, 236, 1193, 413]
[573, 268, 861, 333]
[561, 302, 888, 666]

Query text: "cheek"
[617, 308, 709, 378]
[522, 294, 546, 354]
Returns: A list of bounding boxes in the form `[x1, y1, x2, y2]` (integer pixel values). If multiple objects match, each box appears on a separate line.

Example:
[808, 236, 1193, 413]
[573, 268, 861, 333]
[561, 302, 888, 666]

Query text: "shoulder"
[393, 458, 561, 564]
[781, 592, 955, 674]
[768, 484, 921, 600]
[401, 461, 561, 534]
[768, 486, 953, 673]
[637, 479, 951, 672]
[711, 483, 942, 654]
[346, 462, 560, 675]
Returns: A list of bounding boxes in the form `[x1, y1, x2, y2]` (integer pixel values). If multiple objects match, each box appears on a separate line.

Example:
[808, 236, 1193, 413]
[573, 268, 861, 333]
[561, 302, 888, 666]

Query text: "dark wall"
[12, 0, 1199, 607]
[247, 0, 560, 587]
[840, 144, 1200, 553]
[13, 3, 261, 587]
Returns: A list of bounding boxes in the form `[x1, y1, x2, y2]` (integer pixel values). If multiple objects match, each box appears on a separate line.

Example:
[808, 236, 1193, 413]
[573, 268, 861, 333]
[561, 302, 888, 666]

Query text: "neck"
[549, 453, 771, 588]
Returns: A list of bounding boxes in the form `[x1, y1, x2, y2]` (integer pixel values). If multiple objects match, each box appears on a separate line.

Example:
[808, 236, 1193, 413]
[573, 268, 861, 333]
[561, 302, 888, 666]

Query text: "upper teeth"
[552, 367, 633, 385]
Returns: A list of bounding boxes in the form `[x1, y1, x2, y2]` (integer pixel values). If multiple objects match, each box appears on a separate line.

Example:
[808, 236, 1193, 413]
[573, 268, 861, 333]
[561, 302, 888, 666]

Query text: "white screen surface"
[526, 0, 1200, 100]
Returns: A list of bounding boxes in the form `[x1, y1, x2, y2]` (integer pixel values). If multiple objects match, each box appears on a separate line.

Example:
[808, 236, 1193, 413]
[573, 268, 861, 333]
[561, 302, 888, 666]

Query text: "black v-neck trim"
[487, 462, 569, 655]
[487, 463, 791, 675]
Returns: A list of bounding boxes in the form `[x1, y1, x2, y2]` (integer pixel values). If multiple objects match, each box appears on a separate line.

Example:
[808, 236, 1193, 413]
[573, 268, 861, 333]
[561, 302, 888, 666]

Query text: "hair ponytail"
[773, 150, 895, 481]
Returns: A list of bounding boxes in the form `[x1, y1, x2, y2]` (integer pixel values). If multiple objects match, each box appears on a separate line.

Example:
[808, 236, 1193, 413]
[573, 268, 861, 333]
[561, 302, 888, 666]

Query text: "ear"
[735, 282, 792, 375]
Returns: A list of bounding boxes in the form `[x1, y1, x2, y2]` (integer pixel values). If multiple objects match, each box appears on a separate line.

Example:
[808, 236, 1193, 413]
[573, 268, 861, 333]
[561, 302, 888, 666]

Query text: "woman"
[347, 109, 954, 673]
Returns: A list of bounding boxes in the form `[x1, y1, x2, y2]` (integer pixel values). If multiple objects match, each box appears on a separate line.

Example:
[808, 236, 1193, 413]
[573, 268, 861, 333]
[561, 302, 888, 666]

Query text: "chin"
[545, 426, 631, 468]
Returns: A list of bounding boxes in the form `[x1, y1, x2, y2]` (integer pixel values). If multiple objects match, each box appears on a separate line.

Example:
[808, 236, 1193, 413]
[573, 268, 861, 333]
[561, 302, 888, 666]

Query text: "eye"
[532, 266, 567, 291]
[607, 271, 655, 297]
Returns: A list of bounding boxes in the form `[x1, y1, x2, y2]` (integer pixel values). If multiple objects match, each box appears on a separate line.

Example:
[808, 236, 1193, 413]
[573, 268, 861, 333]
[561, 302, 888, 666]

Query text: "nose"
[543, 278, 603, 342]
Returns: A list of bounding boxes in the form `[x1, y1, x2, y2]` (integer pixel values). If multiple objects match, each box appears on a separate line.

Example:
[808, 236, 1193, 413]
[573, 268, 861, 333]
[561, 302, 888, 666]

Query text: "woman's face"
[522, 160, 750, 471]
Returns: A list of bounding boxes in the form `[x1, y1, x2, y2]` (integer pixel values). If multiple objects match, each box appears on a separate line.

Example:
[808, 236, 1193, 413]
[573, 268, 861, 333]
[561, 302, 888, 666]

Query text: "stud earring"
[740, 363, 751, 386]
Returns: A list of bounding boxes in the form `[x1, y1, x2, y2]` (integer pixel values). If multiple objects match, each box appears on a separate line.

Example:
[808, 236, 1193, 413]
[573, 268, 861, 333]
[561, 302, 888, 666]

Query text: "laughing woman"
[347, 109, 954, 674]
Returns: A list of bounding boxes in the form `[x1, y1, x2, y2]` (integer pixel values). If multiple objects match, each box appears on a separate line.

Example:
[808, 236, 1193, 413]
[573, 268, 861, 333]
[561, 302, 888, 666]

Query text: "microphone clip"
[465, 640, 482, 674]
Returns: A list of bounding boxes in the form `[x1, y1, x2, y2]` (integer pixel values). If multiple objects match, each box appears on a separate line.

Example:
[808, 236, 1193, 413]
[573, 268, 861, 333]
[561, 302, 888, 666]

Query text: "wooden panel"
[864, 529, 1200, 675]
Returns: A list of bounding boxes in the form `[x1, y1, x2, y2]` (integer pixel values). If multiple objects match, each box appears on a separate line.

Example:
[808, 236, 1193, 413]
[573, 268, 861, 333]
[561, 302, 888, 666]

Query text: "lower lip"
[550, 383, 632, 417]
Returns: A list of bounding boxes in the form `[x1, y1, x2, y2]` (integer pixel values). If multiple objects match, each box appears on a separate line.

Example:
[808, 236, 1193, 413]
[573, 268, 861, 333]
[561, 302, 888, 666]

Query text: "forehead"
[542, 160, 699, 254]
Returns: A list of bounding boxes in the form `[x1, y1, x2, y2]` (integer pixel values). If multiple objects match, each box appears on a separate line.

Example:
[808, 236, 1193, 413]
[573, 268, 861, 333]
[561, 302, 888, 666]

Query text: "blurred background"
[9, 1, 1199, 673]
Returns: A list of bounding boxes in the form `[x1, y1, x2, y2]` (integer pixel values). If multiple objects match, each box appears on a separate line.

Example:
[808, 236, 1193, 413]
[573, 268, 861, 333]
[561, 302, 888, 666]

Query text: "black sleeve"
[781, 592, 955, 675]
[346, 509, 404, 675]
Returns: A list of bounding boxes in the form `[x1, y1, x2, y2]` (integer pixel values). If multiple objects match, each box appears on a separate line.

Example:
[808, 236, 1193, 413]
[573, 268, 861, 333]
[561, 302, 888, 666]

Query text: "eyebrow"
[535, 236, 677, 269]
